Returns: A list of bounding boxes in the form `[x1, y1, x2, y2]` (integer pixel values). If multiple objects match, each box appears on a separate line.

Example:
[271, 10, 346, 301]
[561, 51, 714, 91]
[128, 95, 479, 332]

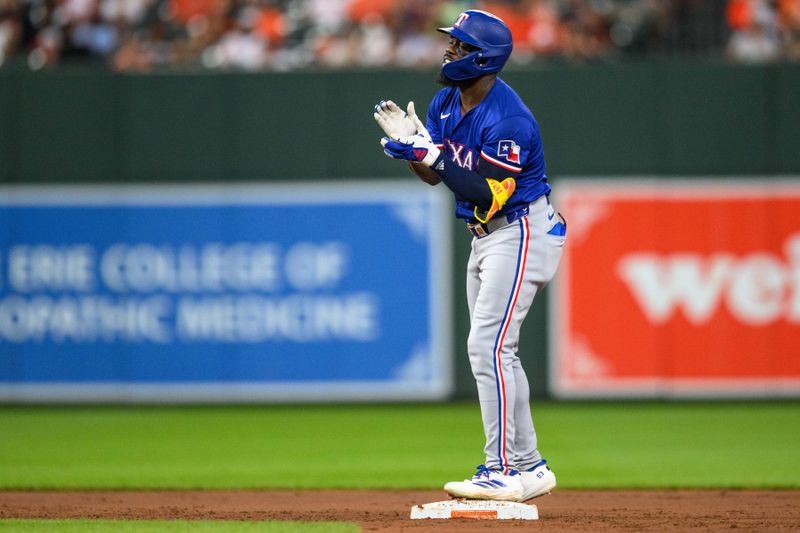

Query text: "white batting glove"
[374, 100, 417, 138]
[404, 101, 432, 143]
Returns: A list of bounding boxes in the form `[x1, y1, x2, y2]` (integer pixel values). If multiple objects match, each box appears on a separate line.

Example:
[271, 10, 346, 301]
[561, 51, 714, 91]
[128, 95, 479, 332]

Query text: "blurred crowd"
[0, 0, 798, 71]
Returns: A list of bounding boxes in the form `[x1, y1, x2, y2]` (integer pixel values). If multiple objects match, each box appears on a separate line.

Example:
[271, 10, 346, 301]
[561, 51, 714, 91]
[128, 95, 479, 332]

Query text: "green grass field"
[1, 401, 799, 490]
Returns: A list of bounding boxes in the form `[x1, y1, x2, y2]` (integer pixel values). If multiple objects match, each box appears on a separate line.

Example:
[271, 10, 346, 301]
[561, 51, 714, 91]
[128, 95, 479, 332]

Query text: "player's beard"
[436, 70, 480, 90]
[435, 70, 459, 87]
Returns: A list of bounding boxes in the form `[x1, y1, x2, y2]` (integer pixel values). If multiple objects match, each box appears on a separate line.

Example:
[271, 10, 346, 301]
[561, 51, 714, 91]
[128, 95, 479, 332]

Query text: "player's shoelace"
[470, 464, 519, 485]
[471, 464, 493, 480]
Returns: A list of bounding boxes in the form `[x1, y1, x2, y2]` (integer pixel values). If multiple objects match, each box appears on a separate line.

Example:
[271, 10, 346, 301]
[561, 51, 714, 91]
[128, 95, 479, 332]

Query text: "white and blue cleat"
[519, 459, 557, 501]
[444, 461, 556, 502]
[443, 464, 524, 501]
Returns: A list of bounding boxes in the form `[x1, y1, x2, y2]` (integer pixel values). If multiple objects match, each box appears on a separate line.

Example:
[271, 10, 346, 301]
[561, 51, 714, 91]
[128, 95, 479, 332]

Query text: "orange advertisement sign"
[550, 180, 800, 397]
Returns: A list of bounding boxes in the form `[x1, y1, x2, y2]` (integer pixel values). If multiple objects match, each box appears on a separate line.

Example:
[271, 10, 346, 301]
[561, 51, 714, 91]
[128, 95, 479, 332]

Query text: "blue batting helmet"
[437, 10, 513, 81]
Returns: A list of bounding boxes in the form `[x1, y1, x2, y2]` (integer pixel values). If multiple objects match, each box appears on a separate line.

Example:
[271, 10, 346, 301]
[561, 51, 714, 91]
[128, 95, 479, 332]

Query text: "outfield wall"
[1, 63, 799, 183]
[1, 62, 798, 400]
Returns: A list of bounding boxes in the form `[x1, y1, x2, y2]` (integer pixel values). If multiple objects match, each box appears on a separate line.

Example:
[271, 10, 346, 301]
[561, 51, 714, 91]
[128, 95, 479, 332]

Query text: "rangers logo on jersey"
[497, 140, 521, 164]
[446, 139, 476, 170]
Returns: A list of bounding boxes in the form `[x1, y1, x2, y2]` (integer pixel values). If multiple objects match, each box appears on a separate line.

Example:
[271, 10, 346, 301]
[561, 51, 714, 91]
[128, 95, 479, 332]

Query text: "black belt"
[466, 206, 529, 239]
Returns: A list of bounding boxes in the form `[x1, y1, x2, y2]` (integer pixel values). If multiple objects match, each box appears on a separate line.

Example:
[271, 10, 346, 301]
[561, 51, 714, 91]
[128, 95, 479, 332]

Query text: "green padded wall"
[3, 63, 798, 184]
[15, 71, 118, 182]
[0, 73, 12, 182]
[777, 66, 800, 172]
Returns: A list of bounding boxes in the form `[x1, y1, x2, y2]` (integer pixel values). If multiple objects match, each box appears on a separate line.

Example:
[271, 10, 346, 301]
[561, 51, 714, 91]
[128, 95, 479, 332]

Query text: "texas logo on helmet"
[498, 140, 521, 164]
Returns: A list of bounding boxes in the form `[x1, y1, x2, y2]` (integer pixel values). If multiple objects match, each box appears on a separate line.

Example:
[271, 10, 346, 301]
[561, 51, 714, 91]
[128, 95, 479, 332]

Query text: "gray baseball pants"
[466, 195, 565, 473]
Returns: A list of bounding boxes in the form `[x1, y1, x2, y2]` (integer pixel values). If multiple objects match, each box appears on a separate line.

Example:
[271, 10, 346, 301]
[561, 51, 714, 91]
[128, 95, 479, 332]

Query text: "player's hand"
[381, 133, 441, 167]
[404, 101, 431, 143]
[374, 100, 417, 138]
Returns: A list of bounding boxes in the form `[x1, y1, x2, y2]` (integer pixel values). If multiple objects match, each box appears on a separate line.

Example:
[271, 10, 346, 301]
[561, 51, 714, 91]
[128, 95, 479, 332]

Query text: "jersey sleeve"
[478, 115, 534, 176]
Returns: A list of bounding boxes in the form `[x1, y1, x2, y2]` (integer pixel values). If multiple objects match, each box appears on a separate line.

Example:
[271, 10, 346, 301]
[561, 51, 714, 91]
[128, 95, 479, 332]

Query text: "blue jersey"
[426, 78, 550, 221]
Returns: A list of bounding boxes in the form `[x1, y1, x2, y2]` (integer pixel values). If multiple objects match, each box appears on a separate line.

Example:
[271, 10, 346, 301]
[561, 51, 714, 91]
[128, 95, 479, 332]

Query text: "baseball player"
[373, 10, 566, 502]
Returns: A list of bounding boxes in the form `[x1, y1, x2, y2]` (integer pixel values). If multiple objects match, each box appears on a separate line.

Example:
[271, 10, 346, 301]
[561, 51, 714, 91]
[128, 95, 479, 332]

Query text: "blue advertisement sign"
[0, 183, 452, 402]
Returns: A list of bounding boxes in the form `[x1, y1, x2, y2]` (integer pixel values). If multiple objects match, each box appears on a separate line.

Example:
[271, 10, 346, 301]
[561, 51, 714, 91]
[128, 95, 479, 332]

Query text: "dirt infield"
[1, 489, 799, 531]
